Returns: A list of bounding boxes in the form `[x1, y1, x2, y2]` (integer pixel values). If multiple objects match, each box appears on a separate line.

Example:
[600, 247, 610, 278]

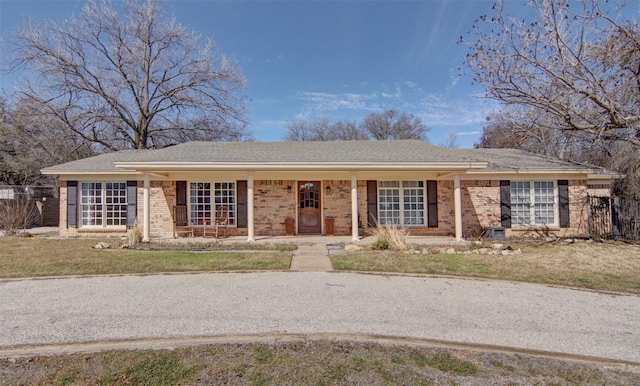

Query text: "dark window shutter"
[427, 180, 438, 227]
[366, 180, 378, 227]
[558, 180, 569, 228]
[67, 181, 78, 228]
[500, 180, 511, 228]
[236, 180, 248, 228]
[126, 181, 138, 228]
[176, 181, 187, 206]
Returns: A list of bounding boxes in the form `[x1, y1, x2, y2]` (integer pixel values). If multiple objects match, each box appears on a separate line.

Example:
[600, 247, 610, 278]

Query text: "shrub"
[0, 199, 37, 236]
[371, 239, 389, 250]
[370, 221, 409, 251]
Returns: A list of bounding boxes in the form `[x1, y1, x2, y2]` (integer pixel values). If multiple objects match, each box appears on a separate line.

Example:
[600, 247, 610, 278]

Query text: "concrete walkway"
[289, 244, 333, 271]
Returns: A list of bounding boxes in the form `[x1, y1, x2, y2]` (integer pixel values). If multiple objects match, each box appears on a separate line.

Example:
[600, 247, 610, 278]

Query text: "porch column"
[247, 172, 255, 242]
[143, 172, 150, 242]
[351, 172, 359, 241]
[454, 174, 463, 241]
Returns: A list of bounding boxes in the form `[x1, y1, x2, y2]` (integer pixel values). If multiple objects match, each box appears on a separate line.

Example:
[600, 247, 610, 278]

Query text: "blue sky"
[0, 0, 500, 147]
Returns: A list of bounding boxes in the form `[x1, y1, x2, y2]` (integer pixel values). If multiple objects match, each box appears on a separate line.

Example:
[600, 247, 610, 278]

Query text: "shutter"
[176, 181, 187, 206]
[500, 180, 511, 228]
[236, 180, 248, 228]
[126, 181, 138, 228]
[558, 180, 570, 228]
[66, 181, 78, 228]
[427, 180, 438, 227]
[366, 180, 378, 227]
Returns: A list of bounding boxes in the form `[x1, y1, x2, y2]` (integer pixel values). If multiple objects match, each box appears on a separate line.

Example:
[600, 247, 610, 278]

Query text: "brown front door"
[298, 181, 321, 234]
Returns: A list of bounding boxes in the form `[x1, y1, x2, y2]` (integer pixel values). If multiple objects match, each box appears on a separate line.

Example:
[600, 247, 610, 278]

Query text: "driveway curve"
[1, 272, 639, 362]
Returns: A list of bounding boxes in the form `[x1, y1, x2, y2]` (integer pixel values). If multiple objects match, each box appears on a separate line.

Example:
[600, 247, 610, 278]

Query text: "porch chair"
[173, 205, 193, 238]
[212, 205, 230, 239]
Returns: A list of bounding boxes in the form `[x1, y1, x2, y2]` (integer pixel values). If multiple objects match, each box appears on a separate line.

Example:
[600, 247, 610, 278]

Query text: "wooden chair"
[212, 205, 229, 238]
[173, 205, 193, 238]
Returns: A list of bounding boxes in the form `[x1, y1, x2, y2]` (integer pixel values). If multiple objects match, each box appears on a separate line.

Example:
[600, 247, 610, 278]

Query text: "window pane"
[190, 182, 212, 225]
[214, 182, 237, 225]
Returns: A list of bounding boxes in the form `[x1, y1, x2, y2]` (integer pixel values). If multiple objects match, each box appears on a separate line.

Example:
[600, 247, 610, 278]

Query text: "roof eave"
[112, 161, 489, 171]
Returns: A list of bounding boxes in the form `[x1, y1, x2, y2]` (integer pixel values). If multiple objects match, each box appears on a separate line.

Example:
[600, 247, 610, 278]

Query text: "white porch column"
[143, 172, 151, 242]
[454, 174, 463, 241]
[247, 172, 255, 242]
[351, 172, 359, 241]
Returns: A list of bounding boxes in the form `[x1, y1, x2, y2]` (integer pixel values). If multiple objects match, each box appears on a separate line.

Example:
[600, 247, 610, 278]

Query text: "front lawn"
[331, 241, 640, 294]
[0, 237, 292, 278]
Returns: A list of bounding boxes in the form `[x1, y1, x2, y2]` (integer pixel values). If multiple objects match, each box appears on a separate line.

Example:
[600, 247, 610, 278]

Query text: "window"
[190, 182, 236, 226]
[80, 182, 127, 227]
[215, 182, 236, 226]
[190, 182, 211, 225]
[510, 181, 556, 226]
[378, 181, 425, 226]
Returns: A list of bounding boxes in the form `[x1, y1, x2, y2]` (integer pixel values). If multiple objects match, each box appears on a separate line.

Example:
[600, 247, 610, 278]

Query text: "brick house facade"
[44, 141, 615, 241]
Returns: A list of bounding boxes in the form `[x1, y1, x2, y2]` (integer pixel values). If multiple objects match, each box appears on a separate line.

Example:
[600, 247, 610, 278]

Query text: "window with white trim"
[190, 182, 236, 226]
[510, 181, 556, 226]
[378, 181, 425, 226]
[80, 182, 127, 227]
[190, 182, 211, 225]
[215, 182, 236, 226]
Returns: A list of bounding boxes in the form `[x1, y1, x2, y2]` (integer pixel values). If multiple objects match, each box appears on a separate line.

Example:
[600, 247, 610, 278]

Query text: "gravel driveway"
[1, 272, 638, 362]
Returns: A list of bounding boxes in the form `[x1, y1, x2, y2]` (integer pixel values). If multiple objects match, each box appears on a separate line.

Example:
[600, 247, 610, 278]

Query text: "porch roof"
[41, 140, 613, 177]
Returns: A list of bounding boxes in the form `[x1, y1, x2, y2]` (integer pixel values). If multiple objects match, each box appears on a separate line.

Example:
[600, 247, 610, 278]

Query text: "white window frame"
[189, 181, 237, 227]
[79, 181, 128, 228]
[510, 180, 558, 227]
[378, 181, 426, 227]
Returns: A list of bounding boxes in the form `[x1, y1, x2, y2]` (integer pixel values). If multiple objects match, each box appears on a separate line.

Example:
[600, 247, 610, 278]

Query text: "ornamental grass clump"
[371, 221, 409, 251]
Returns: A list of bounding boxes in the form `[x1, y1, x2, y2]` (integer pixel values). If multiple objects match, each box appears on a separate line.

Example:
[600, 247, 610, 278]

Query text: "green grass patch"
[0, 237, 291, 278]
[98, 350, 201, 385]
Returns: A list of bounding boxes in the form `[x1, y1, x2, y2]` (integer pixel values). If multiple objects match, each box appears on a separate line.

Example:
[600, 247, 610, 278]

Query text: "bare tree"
[10, 0, 248, 151]
[463, 0, 640, 148]
[477, 109, 640, 196]
[439, 131, 460, 148]
[360, 109, 429, 141]
[0, 96, 93, 185]
[284, 118, 369, 141]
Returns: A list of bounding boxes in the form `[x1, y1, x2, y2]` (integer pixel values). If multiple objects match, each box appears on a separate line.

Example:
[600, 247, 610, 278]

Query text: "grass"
[1, 340, 638, 385]
[0, 237, 292, 278]
[331, 241, 640, 294]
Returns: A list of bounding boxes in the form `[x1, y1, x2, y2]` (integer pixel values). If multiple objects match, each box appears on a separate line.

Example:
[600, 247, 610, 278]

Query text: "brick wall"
[253, 180, 297, 236]
[56, 177, 591, 239]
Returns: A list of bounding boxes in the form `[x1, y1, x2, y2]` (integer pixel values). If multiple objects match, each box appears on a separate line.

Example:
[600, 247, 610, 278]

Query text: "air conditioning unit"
[483, 226, 505, 240]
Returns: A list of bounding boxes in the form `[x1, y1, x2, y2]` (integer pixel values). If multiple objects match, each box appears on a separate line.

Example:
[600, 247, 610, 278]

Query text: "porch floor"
[158, 234, 469, 247]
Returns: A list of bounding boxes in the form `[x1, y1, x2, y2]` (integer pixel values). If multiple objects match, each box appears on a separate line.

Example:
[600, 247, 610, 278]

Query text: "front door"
[298, 181, 321, 234]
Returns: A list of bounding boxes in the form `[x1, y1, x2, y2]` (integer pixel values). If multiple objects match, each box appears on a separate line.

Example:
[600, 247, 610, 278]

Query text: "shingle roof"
[41, 140, 605, 174]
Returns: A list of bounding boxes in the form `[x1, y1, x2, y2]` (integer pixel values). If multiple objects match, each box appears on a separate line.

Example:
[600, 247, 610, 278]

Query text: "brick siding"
[57, 178, 591, 239]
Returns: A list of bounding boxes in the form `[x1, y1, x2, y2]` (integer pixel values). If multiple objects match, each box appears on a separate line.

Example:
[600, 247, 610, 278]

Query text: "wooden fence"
[589, 195, 640, 240]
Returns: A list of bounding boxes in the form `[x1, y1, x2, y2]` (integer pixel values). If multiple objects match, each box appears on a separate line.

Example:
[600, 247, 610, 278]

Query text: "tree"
[360, 109, 429, 140]
[477, 109, 640, 197]
[283, 111, 428, 142]
[0, 96, 93, 185]
[463, 0, 640, 148]
[439, 131, 460, 148]
[10, 0, 248, 151]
